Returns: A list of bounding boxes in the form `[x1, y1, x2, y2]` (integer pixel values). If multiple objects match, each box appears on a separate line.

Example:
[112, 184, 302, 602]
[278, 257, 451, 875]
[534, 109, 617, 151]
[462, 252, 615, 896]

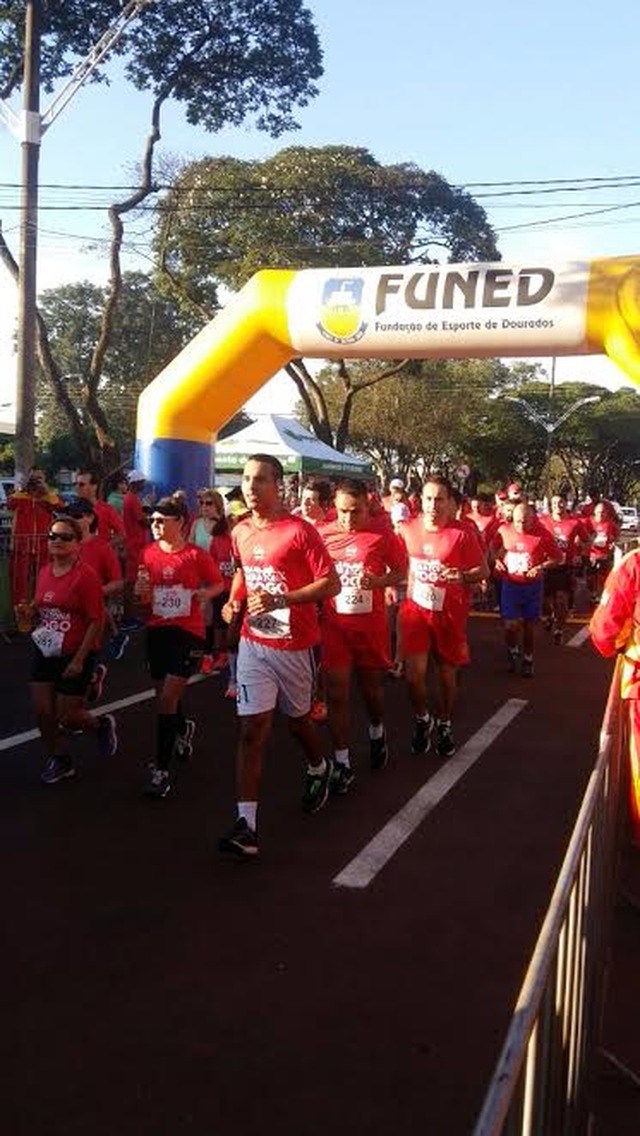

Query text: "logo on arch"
[317, 277, 367, 345]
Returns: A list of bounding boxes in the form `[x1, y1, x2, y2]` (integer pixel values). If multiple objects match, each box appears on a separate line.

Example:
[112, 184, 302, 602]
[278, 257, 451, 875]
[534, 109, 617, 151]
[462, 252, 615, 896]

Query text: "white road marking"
[567, 626, 591, 649]
[0, 673, 210, 754]
[333, 698, 529, 890]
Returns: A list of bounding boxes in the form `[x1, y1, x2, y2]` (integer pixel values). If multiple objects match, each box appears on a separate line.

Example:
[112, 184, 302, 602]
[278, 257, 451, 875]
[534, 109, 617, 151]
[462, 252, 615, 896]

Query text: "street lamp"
[504, 394, 601, 495]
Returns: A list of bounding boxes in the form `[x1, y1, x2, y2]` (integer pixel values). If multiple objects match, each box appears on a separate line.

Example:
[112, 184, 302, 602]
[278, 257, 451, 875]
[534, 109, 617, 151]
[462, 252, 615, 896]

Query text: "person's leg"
[553, 588, 569, 642]
[30, 681, 61, 754]
[356, 667, 389, 770]
[324, 667, 351, 752]
[404, 652, 433, 753]
[434, 660, 457, 722]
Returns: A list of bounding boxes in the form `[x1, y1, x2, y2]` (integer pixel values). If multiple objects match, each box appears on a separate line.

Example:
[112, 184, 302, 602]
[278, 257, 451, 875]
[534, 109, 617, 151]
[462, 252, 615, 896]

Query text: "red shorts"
[321, 616, 390, 671]
[399, 598, 469, 667]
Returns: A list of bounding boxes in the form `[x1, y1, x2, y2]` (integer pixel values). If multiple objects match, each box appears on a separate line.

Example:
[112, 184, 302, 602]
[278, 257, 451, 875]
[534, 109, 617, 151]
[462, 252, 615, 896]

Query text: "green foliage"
[1, 1, 323, 127]
[156, 145, 500, 299]
[36, 272, 202, 465]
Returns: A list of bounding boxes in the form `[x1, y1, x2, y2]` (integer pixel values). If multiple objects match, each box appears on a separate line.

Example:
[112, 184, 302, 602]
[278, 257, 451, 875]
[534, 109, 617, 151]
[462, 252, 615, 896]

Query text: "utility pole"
[14, 0, 41, 483]
[1, 0, 154, 484]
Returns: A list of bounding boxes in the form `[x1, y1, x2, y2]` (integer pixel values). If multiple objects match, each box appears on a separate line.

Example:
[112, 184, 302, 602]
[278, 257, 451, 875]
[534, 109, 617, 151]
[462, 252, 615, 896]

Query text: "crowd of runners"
[17, 458, 624, 858]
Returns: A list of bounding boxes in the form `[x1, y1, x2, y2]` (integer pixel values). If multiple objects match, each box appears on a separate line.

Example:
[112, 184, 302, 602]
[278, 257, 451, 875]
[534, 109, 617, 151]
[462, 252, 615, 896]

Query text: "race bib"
[152, 584, 192, 619]
[505, 551, 531, 576]
[246, 605, 291, 639]
[335, 586, 373, 615]
[411, 581, 445, 611]
[32, 625, 64, 658]
[593, 533, 607, 547]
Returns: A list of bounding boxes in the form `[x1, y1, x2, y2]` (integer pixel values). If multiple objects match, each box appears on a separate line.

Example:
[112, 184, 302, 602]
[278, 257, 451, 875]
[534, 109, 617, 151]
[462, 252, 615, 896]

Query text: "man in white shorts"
[219, 454, 341, 859]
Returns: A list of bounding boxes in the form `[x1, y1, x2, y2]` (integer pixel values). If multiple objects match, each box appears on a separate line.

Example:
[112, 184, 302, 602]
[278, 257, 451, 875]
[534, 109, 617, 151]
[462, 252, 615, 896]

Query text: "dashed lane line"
[0, 674, 209, 754]
[566, 626, 591, 649]
[333, 698, 529, 890]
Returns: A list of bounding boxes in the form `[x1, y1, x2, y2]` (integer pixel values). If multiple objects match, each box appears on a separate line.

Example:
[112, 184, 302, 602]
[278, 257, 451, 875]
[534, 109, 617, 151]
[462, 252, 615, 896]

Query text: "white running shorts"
[236, 638, 315, 718]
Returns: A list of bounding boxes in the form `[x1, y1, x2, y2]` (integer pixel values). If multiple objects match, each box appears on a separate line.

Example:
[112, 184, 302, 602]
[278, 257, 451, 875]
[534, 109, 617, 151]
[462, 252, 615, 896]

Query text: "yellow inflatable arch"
[135, 255, 640, 498]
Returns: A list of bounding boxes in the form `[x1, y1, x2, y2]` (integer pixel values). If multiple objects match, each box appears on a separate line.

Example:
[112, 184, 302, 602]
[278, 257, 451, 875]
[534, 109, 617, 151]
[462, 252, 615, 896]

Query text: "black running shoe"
[218, 817, 259, 859]
[411, 715, 432, 755]
[507, 647, 521, 674]
[144, 765, 171, 799]
[330, 762, 356, 795]
[434, 720, 456, 759]
[302, 759, 333, 814]
[521, 656, 535, 678]
[174, 718, 195, 762]
[370, 732, 389, 770]
[41, 755, 76, 784]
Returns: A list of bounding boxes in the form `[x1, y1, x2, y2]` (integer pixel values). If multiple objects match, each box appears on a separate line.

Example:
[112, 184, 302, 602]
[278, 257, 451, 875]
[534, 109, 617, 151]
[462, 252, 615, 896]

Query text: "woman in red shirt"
[30, 515, 118, 784]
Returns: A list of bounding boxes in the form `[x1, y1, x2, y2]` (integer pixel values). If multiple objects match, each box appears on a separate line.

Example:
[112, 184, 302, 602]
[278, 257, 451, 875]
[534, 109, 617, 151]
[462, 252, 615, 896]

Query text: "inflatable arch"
[135, 255, 640, 500]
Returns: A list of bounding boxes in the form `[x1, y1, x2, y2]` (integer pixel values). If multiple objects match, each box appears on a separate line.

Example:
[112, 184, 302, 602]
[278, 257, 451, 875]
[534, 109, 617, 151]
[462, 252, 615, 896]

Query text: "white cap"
[127, 469, 146, 484]
[389, 478, 405, 491]
[391, 502, 410, 524]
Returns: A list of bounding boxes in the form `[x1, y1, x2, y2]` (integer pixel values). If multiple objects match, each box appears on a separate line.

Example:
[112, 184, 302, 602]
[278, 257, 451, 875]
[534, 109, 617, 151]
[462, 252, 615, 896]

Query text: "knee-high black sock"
[156, 714, 179, 770]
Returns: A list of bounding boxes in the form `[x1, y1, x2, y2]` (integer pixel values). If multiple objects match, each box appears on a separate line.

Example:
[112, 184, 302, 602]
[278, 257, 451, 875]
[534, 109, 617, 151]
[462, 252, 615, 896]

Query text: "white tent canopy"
[214, 414, 373, 477]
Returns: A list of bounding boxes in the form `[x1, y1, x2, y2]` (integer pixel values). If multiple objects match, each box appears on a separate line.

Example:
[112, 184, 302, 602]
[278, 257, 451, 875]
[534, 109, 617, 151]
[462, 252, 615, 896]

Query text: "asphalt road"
[0, 616, 635, 1135]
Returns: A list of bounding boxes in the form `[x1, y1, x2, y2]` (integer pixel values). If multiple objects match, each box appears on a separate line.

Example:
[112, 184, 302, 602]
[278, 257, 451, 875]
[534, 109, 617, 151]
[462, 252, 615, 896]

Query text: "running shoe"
[553, 629, 563, 646]
[507, 647, 521, 674]
[41, 755, 76, 784]
[330, 762, 356, 795]
[434, 720, 456, 759]
[144, 766, 171, 799]
[309, 698, 328, 722]
[218, 817, 259, 859]
[370, 732, 389, 770]
[97, 714, 118, 758]
[87, 662, 107, 705]
[301, 758, 333, 814]
[108, 630, 130, 660]
[411, 715, 433, 755]
[224, 682, 238, 699]
[521, 656, 535, 678]
[120, 617, 145, 632]
[174, 718, 195, 762]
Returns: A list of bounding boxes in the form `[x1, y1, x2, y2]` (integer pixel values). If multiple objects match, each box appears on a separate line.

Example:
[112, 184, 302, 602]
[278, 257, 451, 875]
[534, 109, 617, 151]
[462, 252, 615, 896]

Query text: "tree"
[0, 0, 323, 470]
[297, 357, 513, 482]
[35, 272, 203, 466]
[154, 145, 501, 445]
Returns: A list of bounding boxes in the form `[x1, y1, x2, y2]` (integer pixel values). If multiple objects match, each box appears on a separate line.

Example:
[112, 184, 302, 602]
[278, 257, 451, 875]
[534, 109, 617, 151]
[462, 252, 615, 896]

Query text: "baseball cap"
[389, 478, 405, 490]
[151, 498, 185, 519]
[127, 469, 146, 484]
[65, 498, 95, 518]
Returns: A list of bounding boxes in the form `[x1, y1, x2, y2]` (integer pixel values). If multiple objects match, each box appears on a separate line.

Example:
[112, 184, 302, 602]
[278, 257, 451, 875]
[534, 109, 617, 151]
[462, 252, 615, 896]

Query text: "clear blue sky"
[2, 0, 640, 412]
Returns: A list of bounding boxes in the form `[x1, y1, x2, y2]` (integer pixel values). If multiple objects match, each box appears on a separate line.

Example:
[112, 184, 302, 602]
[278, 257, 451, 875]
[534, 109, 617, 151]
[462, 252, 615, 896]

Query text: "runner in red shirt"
[74, 470, 125, 546]
[586, 502, 620, 600]
[136, 496, 224, 798]
[589, 548, 640, 845]
[494, 503, 560, 675]
[218, 454, 341, 859]
[67, 498, 124, 703]
[396, 475, 488, 758]
[540, 494, 589, 643]
[319, 478, 407, 790]
[29, 515, 118, 784]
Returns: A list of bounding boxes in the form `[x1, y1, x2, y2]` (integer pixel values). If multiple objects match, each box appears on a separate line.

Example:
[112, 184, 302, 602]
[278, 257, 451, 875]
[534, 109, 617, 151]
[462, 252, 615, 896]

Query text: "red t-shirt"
[123, 492, 147, 553]
[470, 510, 500, 549]
[540, 514, 588, 566]
[398, 518, 484, 615]
[78, 537, 122, 588]
[209, 533, 234, 588]
[232, 513, 335, 650]
[319, 522, 407, 627]
[93, 499, 125, 543]
[588, 519, 618, 562]
[142, 542, 222, 637]
[34, 559, 104, 656]
[494, 524, 559, 581]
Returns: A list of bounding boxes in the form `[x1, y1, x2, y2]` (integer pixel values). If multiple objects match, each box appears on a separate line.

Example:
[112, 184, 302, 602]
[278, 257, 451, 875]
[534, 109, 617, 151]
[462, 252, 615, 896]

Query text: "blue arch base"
[134, 437, 211, 508]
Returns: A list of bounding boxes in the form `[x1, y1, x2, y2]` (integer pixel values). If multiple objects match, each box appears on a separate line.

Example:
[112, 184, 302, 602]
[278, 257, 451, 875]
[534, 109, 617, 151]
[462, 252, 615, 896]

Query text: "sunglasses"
[48, 531, 76, 542]
[150, 515, 177, 524]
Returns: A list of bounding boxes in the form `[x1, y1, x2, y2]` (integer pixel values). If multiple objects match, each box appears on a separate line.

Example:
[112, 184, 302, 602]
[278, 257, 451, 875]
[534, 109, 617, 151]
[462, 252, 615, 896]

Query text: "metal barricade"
[0, 529, 49, 637]
[473, 661, 625, 1136]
